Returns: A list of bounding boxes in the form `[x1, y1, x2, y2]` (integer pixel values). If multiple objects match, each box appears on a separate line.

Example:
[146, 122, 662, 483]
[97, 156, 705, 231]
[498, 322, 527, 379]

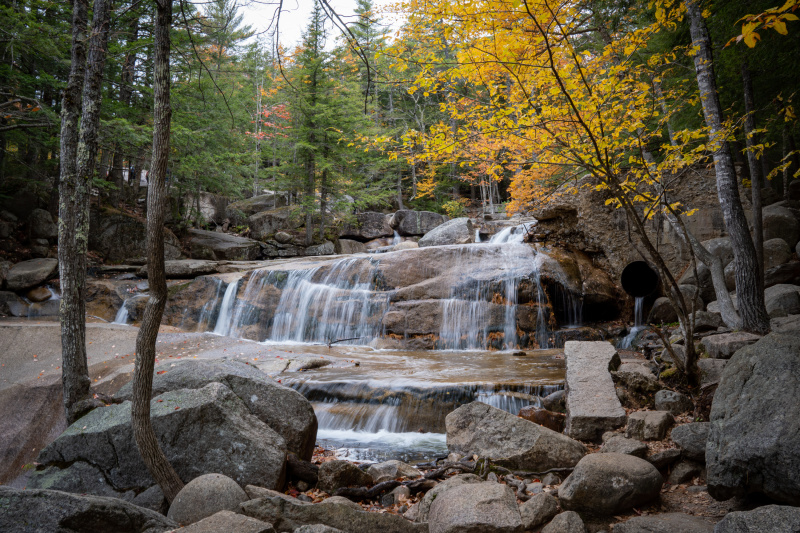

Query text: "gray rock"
[115, 359, 317, 460]
[445, 401, 586, 472]
[226, 194, 288, 224]
[305, 241, 335, 256]
[418, 218, 474, 247]
[89, 211, 181, 262]
[168, 473, 248, 526]
[541, 511, 585, 533]
[541, 473, 562, 486]
[248, 207, 303, 240]
[564, 341, 627, 441]
[698, 359, 727, 387]
[367, 460, 421, 484]
[0, 209, 18, 222]
[700, 237, 734, 268]
[626, 411, 674, 442]
[293, 526, 346, 533]
[655, 390, 694, 415]
[692, 311, 725, 332]
[519, 493, 559, 531]
[340, 212, 394, 241]
[600, 436, 648, 458]
[390, 210, 448, 236]
[240, 488, 427, 533]
[707, 333, 800, 504]
[334, 239, 366, 255]
[382, 485, 411, 507]
[5, 258, 58, 291]
[0, 486, 176, 533]
[613, 363, 660, 395]
[391, 241, 418, 251]
[38, 383, 287, 493]
[765, 261, 800, 289]
[189, 229, 261, 261]
[671, 423, 709, 462]
[131, 485, 167, 514]
[667, 460, 703, 485]
[136, 259, 219, 279]
[772, 314, 800, 334]
[559, 453, 663, 514]
[417, 474, 483, 522]
[427, 481, 522, 533]
[274, 231, 292, 244]
[614, 513, 714, 533]
[659, 344, 687, 369]
[541, 389, 566, 413]
[317, 461, 373, 494]
[763, 205, 800, 248]
[27, 461, 132, 500]
[713, 505, 800, 533]
[763, 238, 792, 270]
[27, 208, 58, 240]
[647, 448, 682, 470]
[701, 332, 761, 359]
[764, 284, 800, 318]
[178, 510, 275, 533]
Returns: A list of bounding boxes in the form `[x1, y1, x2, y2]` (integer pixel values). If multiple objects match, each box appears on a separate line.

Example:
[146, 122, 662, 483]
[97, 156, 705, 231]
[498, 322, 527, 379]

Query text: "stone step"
[564, 341, 627, 441]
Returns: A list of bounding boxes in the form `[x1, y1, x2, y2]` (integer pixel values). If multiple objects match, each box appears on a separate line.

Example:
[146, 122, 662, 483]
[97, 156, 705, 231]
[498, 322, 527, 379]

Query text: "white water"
[474, 229, 481, 242]
[113, 304, 129, 325]
[392, 230, 401, 245]
[212, 280, 240, 336]
[618, 296, 645, 349]
[196, 278, 224, 331]
[488, 224, 526, 244]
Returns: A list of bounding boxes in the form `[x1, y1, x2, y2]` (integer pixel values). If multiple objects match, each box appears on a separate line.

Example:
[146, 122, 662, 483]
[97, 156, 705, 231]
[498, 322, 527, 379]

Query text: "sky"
[238, 0, 402, 50]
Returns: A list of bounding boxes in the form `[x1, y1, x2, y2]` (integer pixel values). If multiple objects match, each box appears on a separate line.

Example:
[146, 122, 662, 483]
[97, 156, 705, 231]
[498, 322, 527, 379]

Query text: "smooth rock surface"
[178, 510, 275, 533]
[671, 423, 709, 462]
[541, 511, 585, 533]
[564, 341, 626, 441]
[764, 284, 800, 317]
[241, 488, 427, 533]
[167, 473, 248, 526]
[317, 461, 373, 494]
[428, 481, 522, 533]
[625, 411, 674, 441]
[701, 332, 761, 359]
[0, 486, 176, 533]
[519, 493, 559, 531]
[647, 448, 682, 470]
[115, 359, 316, 460]
[5, 258, 58, 291]
[37, 383, 287, 493]
[445, 401, 586, 472]
[390, 210, 447, 236]
[707, 333, 800, 504]
[418, 217, 474, 247]
[188, 229, 261, 261]
[667, 460, 703, 485]
[614, 513, 714, 533]
[339, 212, 393, 241]
[518, 406, 566, 433]
[416, 473, 483, 523]
[763, 238, 792, 270]
[558, 453, 663, 514]
[600, 436, 648, 458]
[713, 505, 800, 533]
[698, 359, 727, 387]
[367, 460, 421, 484]
[763, 205, 800, 248]
[613, 363, 660, 394]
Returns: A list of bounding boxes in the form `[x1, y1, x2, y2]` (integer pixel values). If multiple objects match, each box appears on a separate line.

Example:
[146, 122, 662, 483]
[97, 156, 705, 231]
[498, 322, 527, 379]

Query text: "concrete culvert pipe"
[620, 261, 659, 298]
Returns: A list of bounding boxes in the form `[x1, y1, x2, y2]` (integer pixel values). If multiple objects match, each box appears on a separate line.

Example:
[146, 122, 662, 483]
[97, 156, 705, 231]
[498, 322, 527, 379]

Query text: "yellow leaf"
[743, 31, 761, 47]
[773, 20, 788, 34]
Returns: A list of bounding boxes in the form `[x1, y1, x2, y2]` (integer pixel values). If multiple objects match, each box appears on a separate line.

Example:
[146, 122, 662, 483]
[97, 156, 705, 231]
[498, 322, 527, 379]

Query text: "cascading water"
[618, 296, 645, 349]
[196, 278, 224, 331]
[113, 304, 129, 325]
[474, 229, 481, 243]
[392, 231, 402, 245]
[212, 280, 240, 336]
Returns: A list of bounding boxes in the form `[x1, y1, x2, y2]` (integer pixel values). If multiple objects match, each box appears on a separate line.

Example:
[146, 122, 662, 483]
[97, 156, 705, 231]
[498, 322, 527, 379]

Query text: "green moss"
[168, 281, 192, 298]
[660, 367, 679, 379]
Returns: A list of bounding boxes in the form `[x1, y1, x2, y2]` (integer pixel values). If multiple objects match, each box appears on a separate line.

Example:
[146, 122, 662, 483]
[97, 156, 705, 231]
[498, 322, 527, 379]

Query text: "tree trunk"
[58, 0, 90, 424]
[131, 0, 185, 504]
[741, 59, 764, 278]
[110, 149, 124, 207]
[319, 169, 328, 241]
[397, 173, 404, 209]
[685, 0, 769, 334]
[305, 153, 315, 246]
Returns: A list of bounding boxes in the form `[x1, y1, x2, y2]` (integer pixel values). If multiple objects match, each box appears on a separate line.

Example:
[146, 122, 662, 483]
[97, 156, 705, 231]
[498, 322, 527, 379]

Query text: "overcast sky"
[237, 0, 402, 50]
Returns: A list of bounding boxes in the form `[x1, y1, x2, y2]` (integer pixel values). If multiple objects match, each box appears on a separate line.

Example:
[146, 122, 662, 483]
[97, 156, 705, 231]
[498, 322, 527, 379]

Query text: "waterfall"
[113, 304, 129, 325]
[488, 224, 526, 244]
[618, 296, 645, 349]
[196, 278, 224, 331]
[212, 280, 240, 336]
[392, 231, 401, 245]
[634, 296, 644, 327]
[474, 229, 481, 243]
[270, 258, 389, 344]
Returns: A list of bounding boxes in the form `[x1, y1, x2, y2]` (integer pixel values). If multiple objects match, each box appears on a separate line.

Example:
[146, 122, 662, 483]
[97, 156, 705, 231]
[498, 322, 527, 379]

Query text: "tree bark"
[58, 0, 91, 424]
[685, 0, 769, 334]
[131, 0, 185, 504]
[741, 59, 764, 278]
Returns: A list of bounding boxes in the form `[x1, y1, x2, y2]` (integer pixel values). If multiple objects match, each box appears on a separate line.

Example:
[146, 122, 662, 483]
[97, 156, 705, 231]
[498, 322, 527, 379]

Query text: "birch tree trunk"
[131, 0, 185, 504]
[58, 0, 90, 424]
[685, 0, 770, 334]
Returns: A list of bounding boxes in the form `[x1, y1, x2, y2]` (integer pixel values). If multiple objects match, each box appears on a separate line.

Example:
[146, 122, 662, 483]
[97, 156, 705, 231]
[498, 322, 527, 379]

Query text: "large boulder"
[34, 383, 287, 494]
[90, 211, 181, 262]
[614, 513, 714, 533]
[241, 488, 427, 533]
[427, 481, 522, 533]
[390, 210, 448, 236]
[764, 284, 800, 318]
[625, 411, 674, 441]
[763, 205, 800, 248]
[707, 333, 800, 504]
[599, 436, 648, 458]
[541, 511, 585, 533]
[335, 239, 366, 255]
[340, 212, 393, 241]
[167, 473, 248, 526]
[188, 229, 261, 261]
[114, 359, 317, 461]
[655, 390, 694, 415]
[178, 510, 275, 533]
[519, 493, 559, 531]
[445, 402, 586, 472]
[416, 474, 483, 523]
[5, 258, 58, 291]
[418, 218, 474, 247]
[248, 207, 303, 241]
[558, 453, 663, 514]
[227, 194, 287, 225]
[317, 461, 373, 494]
[763, 238, 792, 270]
[714, 505, 800, 533]
[366, 460, 421, 484]
[700, 237, 734, 268]
[137, 259, 219, 279]
[701, 332, 761, 359]
[0, 486, 176, 533]
[27, 208, 58, 240]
